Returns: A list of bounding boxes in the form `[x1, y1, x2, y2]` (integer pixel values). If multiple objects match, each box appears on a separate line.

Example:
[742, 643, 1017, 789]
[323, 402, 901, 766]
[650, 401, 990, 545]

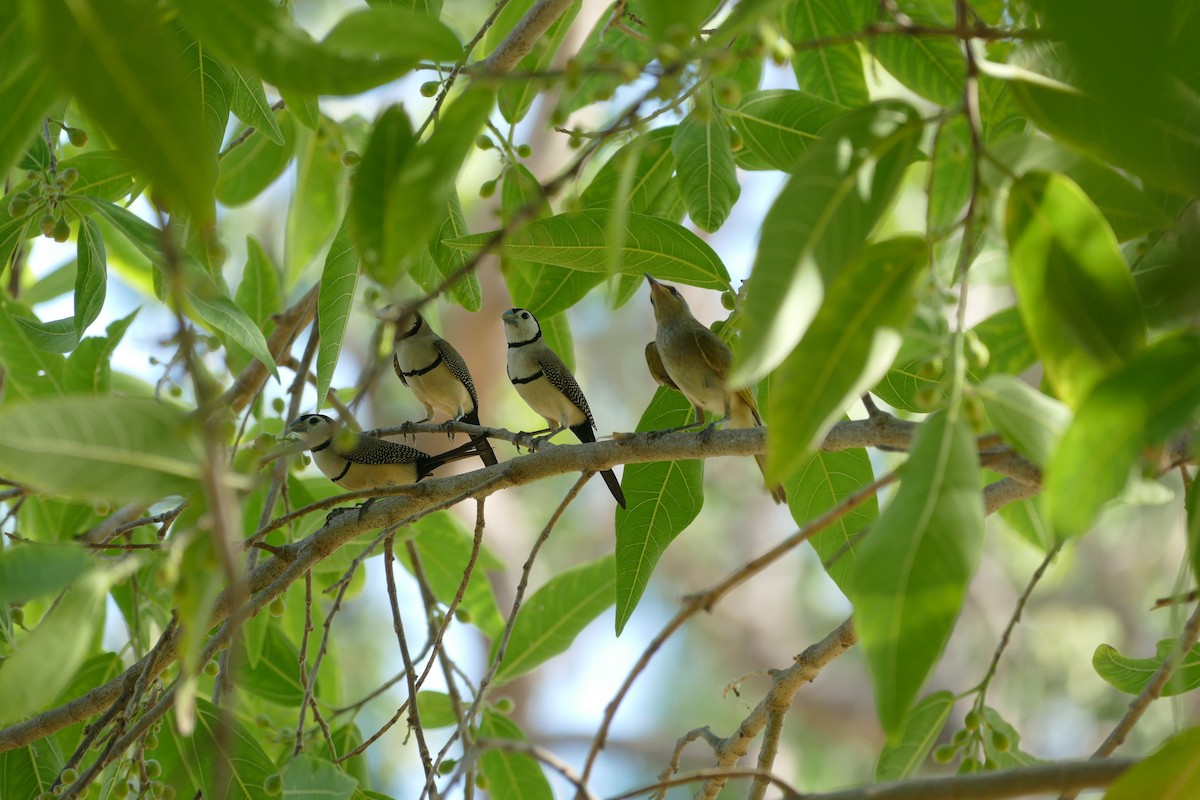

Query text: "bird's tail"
[732, 389, 787, 505]
[461, 410, 499, 467]
[570, 423, 627, 508]
[431, 433, 496, 470]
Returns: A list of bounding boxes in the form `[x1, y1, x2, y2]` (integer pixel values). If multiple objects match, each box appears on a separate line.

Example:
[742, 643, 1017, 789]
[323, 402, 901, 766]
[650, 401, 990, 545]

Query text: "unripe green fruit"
[619, 61, 640, 82]
[952, 728, 970, 745]
[493, 696, 515, 714]
[475, 134, 494, 151]
[991, 730, 1011, 752]
[964, 709, 982, 731]
[269, 596, 285, 617]
[716, 80, 741, 107]
[729, 128, 744, 153]
[150, 780, 164, 796]
[161, 787, 176, 800]
[264, 774, 283, 796]
[203, 660, 220, 677]
[60, 167, 79, 187]
[666, 23, 691, 48]
[62, 768, 78, 783]
[655, 43, 682, 65]
[145, 760, 162, 779]
[475, 774, 489, 790]
[112, 779, 130, 799]
[52, 217, 71, 243]
[568, 134, 583, 150]
[959, 756, 980, 773]
[144, 732, 159, 750]
[419, 81, 440, 98]
[168, 385, 183, 399]
[340, 150, 361, 167]
[966, 332, 990, 372]
[8, 192, 32, 217]
[914, 386, 942, 412]
[438, 759, 456, 775]
[916, 357, 944, 382]
[272, 397, 286, 414]
[39, 213, 56, 237]
[479, 179, 496, 199]
[67, 127, 88, 147]
[720, 291, 736, 310]
[455, 608, 472, 623]
[933, 745, 957, 764]
[516, 143, 532, 158]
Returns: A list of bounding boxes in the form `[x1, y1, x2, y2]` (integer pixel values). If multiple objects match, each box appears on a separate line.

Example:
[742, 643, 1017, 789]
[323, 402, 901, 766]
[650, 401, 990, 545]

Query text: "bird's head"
[285, 413, 338, 448]
[645, 274, 691, 322]
[501, 308, 541, 343]
[375, 304, 424, 339]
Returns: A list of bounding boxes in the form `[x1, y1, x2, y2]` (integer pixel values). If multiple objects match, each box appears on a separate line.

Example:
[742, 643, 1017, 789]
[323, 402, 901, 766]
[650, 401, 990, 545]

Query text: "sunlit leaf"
[729, 89, 848, 172]
[787, 445, 877, 591]
[316, 219, 359, 409]
[1093, 640, 1200, 697]
[788, 0, 869, 106]
[478, 712, 553, 800]
[672, 109, 740, 232]
[977, 375, 1070, 468]
[0, 545, 91, 606]
[281, 755, 357, 800]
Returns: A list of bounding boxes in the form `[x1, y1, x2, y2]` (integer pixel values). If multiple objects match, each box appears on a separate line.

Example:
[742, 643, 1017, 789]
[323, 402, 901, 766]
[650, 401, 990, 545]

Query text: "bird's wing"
[690, 326, 733, 380]
[392, 353, 408, 387]
[644, 342, 681, 391]
[539, 351, 596, 428]
[336, 434, 426, 465]
[435, 338, 479, 406]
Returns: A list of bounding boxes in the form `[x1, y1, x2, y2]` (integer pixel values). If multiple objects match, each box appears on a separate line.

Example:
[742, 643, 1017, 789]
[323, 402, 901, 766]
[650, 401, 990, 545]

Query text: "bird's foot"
[699, 416, 728, 443]
[324, 506, 351, 526]
[439, 418, 459, 439]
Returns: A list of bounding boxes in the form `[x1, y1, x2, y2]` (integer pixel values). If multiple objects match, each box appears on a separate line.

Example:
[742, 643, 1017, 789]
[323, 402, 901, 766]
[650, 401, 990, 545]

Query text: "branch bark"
[479, 0, 577, 74]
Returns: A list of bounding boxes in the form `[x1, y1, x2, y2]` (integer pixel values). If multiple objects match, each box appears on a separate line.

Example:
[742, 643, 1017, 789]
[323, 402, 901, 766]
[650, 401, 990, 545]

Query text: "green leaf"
[1006, 172, 1145, 408]
[927, 116, 973, 234]
[580, 127, 680, 218]
[969, 306, 1037, 381]
[788, 0, 869, 106]
[998, 495, 1054, 553]
[0, 740, 63, 800]
[981, 706, 1041, 769]
[26, 0, 216, 223]
[875, 690, 955, 780]
[236, 237, 283, 329]
[89, 200, 278, 374]
[672, 110, 740, 232]
[282, 755, 358, 799]
[874, 26, 965, 106]
[492, 556, 616, 685]
[639, 0, 719, 42]
[172, 0, 463, 96]
[429, 191, 483, 312]
[157, 697, 278, 799]
[498, 3, 579, 124]
[447, 211, 732, 291]
[0, 545, 91, 606]
[977, 375, 1070, 468]
[175, 22, 232, 153]
[316, 219, 359, 408]
[767, 236, 925, 482]
[217, 110, 298, 206]
[73, 217, 106, 339]
[0, 569, 113, 725]
[1048, 334, 1200, 537]
[554, 5, 655, 118]
[58, 150, 138, 202]
[228, 66, 284, 143]
[0, 7, 61, 180]
[538, 312, 574, 373]
[287, 124, 347, 281]
[1093, 640, 1200, 698]
[1103, 726, 1200, 800]
[417, 691, 457, 729]
[989, 135, 1172, 242]
[0, 296, 67, 399]
[734, 101, 921, 384]
[237, 624, 313, 705]
[404, 512, 505, 640]
[786, 446, 877, 591]
[375, 86, 495, 280]
[728, 89, 849, 172]
[0, 396, 204, 503]
[848, 410, 985, 734]
[478, 711, 553, 800]
[348, 104, 415, 283]
[614, 388, 703, 634]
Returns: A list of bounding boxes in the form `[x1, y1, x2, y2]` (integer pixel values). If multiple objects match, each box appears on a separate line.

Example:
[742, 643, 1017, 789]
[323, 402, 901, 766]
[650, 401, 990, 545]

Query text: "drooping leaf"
[172, 0, 463, 96]
[228, 66, 284, 143]
[446, 211, 732, 290]
[348, 104, 415, 283]
[156, 698, 278, 799]
[788, 0, 869, 106]
[977, 375, 1070, 468]
[848, 410, 985, 734]
[492, 556, 615, 684]
[767, 236, 925, 482]
[73, 217, 106, 339]
[236, 237, 283, 329]
[287, 124, 346, 282]
[875, 21, 965, 106]
[58, 150, 137, 203]
[477, 712, 553, 800]
[0, 545, 91, 606]
[316, 219, 359, 409]
[1047, 334, 1200, 537]
[1006, 171, 1145, 408]
[216, 110, 297, 206]
[281, 755, 358, 800]
[927, 116, 973, 234]
[1103, 726, 1200, 800]
[672, 109, 740, 232]
[580, 127, 680, 218]
[1093, 640, 1200, 698]
[734, 101, 922, 384]
[430, 191, 484, 312]
[728, 89, 849, 172]
[981, 706, 1042, 769]
[614, 389, 703, 634]
[0, 295, 67, 400]
[0, 741, 63, 800]
[26, 0, 217, 222]
[0, 396, 204, 502]
[875, 690, 955, 780]
[787, 445, 877, 591]
[417, 691, 458, 729]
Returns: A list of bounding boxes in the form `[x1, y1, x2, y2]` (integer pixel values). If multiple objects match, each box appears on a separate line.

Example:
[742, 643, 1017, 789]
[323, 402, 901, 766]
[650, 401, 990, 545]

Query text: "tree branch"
[479, 0, 577, 74]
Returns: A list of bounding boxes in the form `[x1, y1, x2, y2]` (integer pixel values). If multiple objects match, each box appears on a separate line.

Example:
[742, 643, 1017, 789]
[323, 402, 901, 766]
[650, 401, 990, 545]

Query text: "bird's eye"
[521, 312, 530, 320]
[669, 287, 680, 297]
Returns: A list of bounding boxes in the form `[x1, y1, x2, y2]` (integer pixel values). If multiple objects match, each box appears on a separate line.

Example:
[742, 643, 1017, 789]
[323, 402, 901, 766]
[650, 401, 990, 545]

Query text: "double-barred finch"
[644, 275, 786, 505]
[286, 414, 488, 490]
[501, 308, 627, 508]
[376, 305, 498, 467]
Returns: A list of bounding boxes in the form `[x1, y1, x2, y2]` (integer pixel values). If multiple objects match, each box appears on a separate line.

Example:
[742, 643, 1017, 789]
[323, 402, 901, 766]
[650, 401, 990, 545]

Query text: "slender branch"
[479, 0, 577, 74]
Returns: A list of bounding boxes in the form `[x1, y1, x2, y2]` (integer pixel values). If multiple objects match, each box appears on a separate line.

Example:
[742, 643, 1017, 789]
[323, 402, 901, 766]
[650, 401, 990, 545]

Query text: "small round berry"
[479, 179, 496, 199]
[340, 151, 361, 167]
[419, 81, 440, 98]
[52, 216, 71, 243]
[475, 135, 494, 151]
[66, 127, 89, 147]
[516, 143, 532, 158]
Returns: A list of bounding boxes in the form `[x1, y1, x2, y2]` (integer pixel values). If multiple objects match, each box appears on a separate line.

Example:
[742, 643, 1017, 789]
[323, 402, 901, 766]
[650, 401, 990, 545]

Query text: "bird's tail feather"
[733, 393, 786, 505]
[461, 410, 499, 466]
[600, 468, 626, 508]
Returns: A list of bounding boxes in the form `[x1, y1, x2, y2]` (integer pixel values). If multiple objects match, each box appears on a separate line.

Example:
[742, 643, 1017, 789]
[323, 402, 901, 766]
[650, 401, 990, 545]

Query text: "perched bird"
[501, 308, 626, 508]
[644, 275, 785, 504]
[286, 414, 489, 491]
[376, 305, 498, 466]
